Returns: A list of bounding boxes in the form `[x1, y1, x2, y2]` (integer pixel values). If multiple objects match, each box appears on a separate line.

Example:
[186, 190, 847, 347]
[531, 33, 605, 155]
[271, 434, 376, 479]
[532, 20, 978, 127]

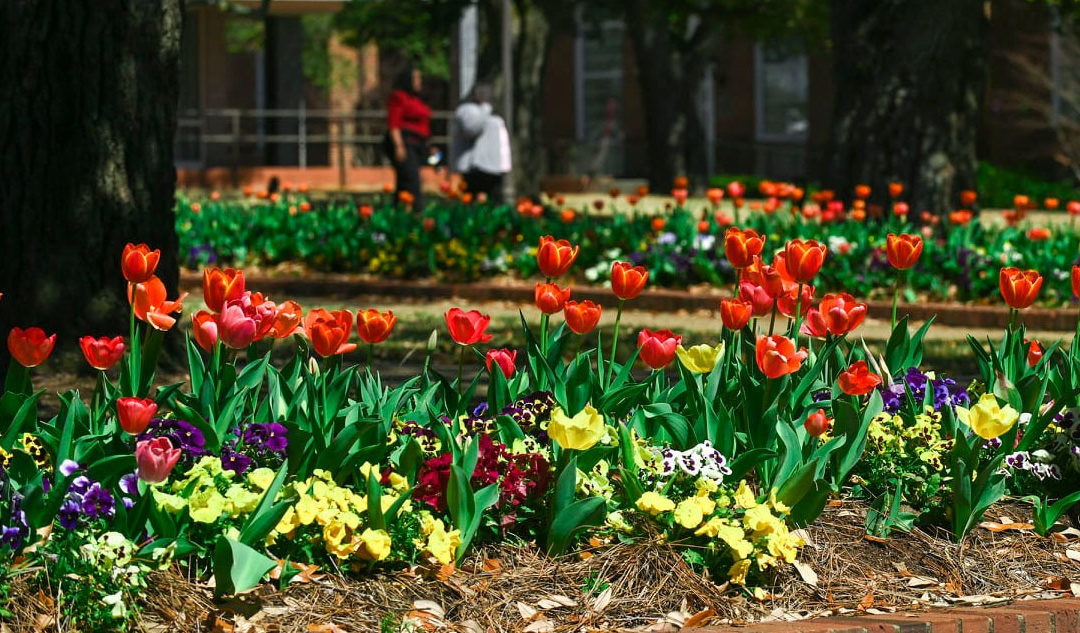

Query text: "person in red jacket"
[385, 65, 431, 210]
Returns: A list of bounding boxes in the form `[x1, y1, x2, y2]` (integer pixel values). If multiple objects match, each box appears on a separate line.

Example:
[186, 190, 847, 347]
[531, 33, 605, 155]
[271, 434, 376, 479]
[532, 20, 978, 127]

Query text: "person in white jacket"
[451, 84, 511, 205]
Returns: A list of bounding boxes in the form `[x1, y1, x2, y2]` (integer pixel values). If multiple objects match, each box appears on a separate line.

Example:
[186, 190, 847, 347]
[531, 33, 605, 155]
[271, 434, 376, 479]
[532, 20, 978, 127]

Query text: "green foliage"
[977, 162, 1080, 210]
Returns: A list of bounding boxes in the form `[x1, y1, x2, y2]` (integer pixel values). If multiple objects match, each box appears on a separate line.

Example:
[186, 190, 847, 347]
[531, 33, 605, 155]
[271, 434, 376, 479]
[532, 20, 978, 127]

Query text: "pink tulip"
[117, 397, 158, 435]
[135, 437, 181, 483]
[217, 303, 257, 349]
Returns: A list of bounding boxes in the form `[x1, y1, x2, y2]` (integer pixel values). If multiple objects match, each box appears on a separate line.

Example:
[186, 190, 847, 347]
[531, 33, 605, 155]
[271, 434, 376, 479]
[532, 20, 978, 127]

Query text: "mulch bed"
[6, 501, 1079, 632]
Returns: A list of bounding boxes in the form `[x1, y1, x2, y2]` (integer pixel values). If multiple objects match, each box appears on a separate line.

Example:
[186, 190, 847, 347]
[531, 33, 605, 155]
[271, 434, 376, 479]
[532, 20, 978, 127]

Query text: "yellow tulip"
[955, 393, 1019, 440]
[548, 404, 606, 451]
[675, 343, 725, 373]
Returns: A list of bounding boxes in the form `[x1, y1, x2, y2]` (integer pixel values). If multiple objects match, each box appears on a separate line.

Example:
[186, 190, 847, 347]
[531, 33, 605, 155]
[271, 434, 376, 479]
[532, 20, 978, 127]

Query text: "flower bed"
[177, 184, 1080, 305]
[3, 228, 1080, 630]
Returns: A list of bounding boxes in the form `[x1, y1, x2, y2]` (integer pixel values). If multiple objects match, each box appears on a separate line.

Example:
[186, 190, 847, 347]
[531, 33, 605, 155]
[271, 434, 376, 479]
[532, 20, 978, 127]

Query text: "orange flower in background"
[727, 181, 745, 199]
[121, 243, 161, 284]
[129, 276, 188, 331]
[1003, 210, 1022, 226]
[853, 199, 866, 211]
[888, 182, 903, 198]
[1045, 198, 1060, 210]
[398, 191, 415, 206]
[818, 293, 868, 336]
[360, 204, 374, 219]
[892, 202, 909, 218]
[444, 308, 492, 345]
[79, 336, 125, 371]
[854, 184, 871, 199]
[303, 308, 357, 356]
[627, 195, 639, 206]
[203, 267, 246, 313]
[804, 409, 831, 437]
[697, 220, 711, 233]
[838, 360, 882, 396]
[637, 185, 649, 198]
[382, 183, 394, 194]
[1026, 227, 1051, 241]
[783, 239, 827, 283]
[886, 233, 923, 270]
[534, 282, 571, 315]
[851, 208, 866, 222]
[651, 217, 666, 232]
[243, 186, 253, 197]
[1027, 339, 1043, 368]
[609, 187, 621, 199]
[720, 298, 753, 330]
[1069, 201, 1080, 216]
[672, 188, 688, 206]
[611, 262, 649, 300]
[356, 309, 397, 344]
[673, 176, 689, 190]
[299, 201, 312, 213]
[593, 199, 605, 211]
[191, 310, 218, 352]
[1073, 265, 1080, 298]
[637, 329, 682, 370]
[270, 193, 281, 204]
[8, 327, 56, 368]
[537, 236, 579, 278]
[559, 208, 576, 223]
[755, 335, 806, 378]
[563, 300, 602, 334]
[715, 211, 733, 226]
[723, 227, 765, 269]
[999, 267, 1043, 310]
[949, 210, 973, 226]
[422, 217, 436, 232]
[1013, 194, 1031, 210]
[959, 190, 977, 207]
[706, 188, 724, 206]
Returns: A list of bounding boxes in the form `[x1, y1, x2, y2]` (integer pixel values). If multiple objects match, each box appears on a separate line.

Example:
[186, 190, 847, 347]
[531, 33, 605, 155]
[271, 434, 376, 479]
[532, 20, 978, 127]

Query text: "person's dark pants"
[391, 140, 425, 209]
[464, 170, 504, 205]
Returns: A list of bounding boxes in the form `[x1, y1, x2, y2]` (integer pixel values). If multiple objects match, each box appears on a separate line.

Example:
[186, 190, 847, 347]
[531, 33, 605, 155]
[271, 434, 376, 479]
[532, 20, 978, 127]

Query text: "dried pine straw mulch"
[6, 500, 1080, 633]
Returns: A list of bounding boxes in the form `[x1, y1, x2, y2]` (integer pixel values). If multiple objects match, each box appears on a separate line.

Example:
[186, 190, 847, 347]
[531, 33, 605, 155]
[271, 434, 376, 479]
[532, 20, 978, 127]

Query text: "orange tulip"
[637, 186, 649, 198]
[959, 190, 977, 207]
[720, 298, 753, 330]
[202, 267, 246, 313]
[8, 327, 56, 368]
[191, 310, 218, 352]
[706, 188, 724, 206]
[121, 243, 161, 284]
[651, 217, 666, 232]
[838, 360, 882, 396]
[723, 228, 765, 269]
[356, 309, 397, 344]
[886, 233, 923, 270]
[697, 220, 711, 234]
[609, 187, 620, 199]
[783, 239, 826, 283]
[948, 210, 973, 226]
[672, 189, 688, 206]
[888, 182, 903, 198]
[611, 262, 649, 301]
[1026, 227, 1051, 241]
[537, 236, 579, 278]
[129, 276, 188, 331]
[755, 335, 806, 379]
[673, 176, 689, 190]
[854, 184, 871, 199]
[534, 282, 571, 315]
[818, 293, 867, 336]
[1013, 194, 1030, 210]
[1045, 198, 1060, 210]
[999, 267, 1043, 310]
[563, 300, 602, 334]
[892, 202, 909, 218]
[741, 257, 785, 299]
[559, 208, 576, 223]
[804, 409, 831, 437]
[303, 308, 357, 356]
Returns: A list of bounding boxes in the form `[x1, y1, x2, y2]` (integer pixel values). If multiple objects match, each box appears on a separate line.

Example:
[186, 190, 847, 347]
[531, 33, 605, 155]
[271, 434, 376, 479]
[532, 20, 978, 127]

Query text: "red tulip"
[723, 228, 765, 269]
[203, 267, 246, 313]
[136, 437, 181, 483]
[1073, 265, 1080, 298]
[8, 327, 56, 368]
[485, 348, 517, 378]
[637, 329, 681, 370]
[949, 210, 973, 225]
[79, 336, 125, 371]
[1026, 227, 1051, 242]
[800, 309, 828, 339]
[652, 216, 667, 231]
[217, 302, 258, 349]
[356, 309, 397, 344]
[611, 262, 649, 300]
[1028, 339, 1043, 368]
[741, 257, 785, 298]
[738, 282, 774, 317]
[121, 243, 160, 284]
[804, 409, 831, 437]
[1069, 201, 1080, 216]
[564, 300, 602, 334]
[535, 282, 571, 315]
[818, 293, 867, 336]
[999, 267, 1043, 310]
[117, 397, 158, 434]
[838, 360, 882, 396]
[959, 190, 977, 207]
[445, 308, 492, 345]
[726, 181, 745, 199]
[755, 335, 806, 378]
[303, 308, 357, 356]
[537, 236, 579, 278]
[886, 233, 923, 270]
[191, 310, 219, 353]
[783, 239, 827, 283]
[720, 298, 753, 330]
[892, 202, 910, 218]
[777, 284, 815, 318]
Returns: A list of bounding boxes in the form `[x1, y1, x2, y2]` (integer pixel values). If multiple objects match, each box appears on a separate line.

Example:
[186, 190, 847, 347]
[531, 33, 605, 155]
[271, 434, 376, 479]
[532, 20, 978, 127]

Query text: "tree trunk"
[827, 0, 989, 215]
[510, 1, 553, 197]
[0, 0, 182, 362]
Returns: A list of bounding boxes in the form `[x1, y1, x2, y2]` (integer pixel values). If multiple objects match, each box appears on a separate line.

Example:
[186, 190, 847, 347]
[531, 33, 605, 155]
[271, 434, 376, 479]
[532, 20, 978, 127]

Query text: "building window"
[754, 40, 809, 141]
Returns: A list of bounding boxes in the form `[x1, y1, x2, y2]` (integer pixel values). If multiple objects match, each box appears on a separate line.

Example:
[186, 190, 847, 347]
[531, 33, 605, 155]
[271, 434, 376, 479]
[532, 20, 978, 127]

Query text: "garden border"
[687, 596, 1080, 633]
[179, 272, 1080, 331]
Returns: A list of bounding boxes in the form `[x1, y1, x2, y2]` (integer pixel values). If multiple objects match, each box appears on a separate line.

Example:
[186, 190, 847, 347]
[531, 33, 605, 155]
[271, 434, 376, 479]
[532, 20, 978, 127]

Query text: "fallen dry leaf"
[523, 620, 554, 633]
[1072, 582, 1080, 597]
[907, 576, 938, 588]
[592, 586, 613, 613]
[482, 558, 502, 573]
[978, 521, 1034, 532]
[1067, 549, 1080, 563]
[681, 608, 716, 629]
[792, 560, 818, 586]
[307, 624, 347, 633]
[517, 601, 539, 621]
[1045, 576, 1071, 590]
[858, 591, 875, 610]
[536, 595, 577, 609]
[435, 563, 455, 582]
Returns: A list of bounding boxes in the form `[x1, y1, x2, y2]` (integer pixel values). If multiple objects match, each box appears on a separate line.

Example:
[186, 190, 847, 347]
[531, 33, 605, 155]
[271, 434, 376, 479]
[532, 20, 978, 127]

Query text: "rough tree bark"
[509, 0, 552, 198]
[827, 0, 989, 215]
[0, 0, 182, 361]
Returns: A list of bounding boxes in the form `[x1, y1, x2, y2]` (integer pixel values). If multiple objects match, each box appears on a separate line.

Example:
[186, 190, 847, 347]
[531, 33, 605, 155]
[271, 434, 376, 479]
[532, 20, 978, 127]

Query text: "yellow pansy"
[675, 343, 724, 374]
[765, 528, 803, 564]
[358, 528, 392, 561]
[224, 484, 260, 516]
[424, 520, 463, 564]
[768, 489, 791, 515]
[606, 510, 633, 533]
[955, 393, 1020, 440]
[246, 468, 275, 491]
[388, 472, 410, 494]
[548, 404, 606, 451]
[674, 498, 706, 529]
[636, 491, 676, 515]
[152, 490, 187, 514]
[728, 558, 751, 585]
[188, 488, 226, 523]
[733, 480, 758, 509]
[295, 494, 320, 525]
[743, 504, 784, 536]
[275, 506, 298, 534]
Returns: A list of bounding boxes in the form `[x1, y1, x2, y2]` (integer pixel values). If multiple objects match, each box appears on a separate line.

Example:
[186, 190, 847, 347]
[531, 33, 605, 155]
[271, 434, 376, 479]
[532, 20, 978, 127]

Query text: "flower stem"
[457, 344, 465, 394]
[891, 277, 900, 331]
[768, 300, 778, 336]
[608, 300, 624, 387]
[791, 282, 804, 343]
